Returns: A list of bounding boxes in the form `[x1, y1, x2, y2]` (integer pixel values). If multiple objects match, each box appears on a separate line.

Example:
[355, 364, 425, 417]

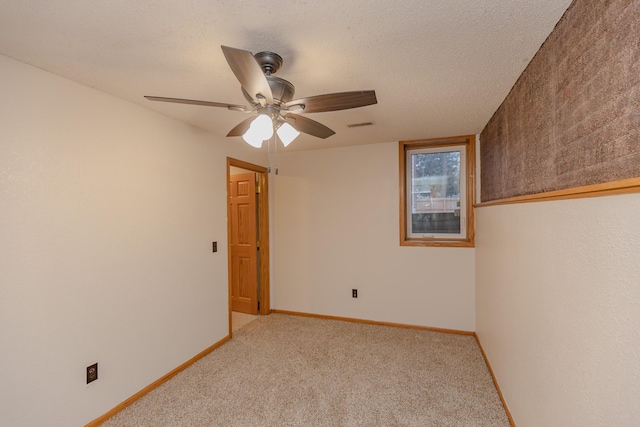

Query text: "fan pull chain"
[267, 133, 273, 174]
[266, 133, 278, 175]
[274, 133, 278, 175]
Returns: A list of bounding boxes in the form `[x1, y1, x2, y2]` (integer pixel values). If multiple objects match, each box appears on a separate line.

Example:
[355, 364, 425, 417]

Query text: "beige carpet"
[102, 314, 510, 426]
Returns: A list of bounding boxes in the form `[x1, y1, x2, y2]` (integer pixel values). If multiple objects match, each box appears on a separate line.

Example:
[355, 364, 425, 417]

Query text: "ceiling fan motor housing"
[251, 51, 295, 105]
[254, 51, 283, 74]
[242, 75, 295, 106]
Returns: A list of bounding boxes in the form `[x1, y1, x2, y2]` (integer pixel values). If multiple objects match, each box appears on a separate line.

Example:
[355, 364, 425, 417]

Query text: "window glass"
[408, 147, 464, 238]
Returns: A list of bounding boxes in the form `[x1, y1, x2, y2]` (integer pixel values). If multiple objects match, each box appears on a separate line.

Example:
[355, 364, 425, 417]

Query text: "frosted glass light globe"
[252, 114, 273, 140]
[242, 127, 263, 148]
[276, 122, 300, 147]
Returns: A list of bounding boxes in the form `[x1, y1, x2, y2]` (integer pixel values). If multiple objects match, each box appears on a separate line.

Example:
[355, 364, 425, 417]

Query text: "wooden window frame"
[399, 135, 476, 248]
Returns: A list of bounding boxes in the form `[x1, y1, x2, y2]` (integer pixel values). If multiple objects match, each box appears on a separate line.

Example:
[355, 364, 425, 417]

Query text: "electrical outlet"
[352, 289, 358, 298]
[87, 363, 98, 384]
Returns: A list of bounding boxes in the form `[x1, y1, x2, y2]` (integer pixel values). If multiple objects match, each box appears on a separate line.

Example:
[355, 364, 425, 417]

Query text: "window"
[399, 135, 475, 247]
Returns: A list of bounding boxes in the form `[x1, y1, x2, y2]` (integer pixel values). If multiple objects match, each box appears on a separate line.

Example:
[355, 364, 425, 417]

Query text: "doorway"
[227, 158, 270, 336]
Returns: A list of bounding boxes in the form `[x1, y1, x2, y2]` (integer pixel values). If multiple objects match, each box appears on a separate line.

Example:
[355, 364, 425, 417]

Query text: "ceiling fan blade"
[284, 114, 335, 139]
[221, 46, 273, 104]
[285, 90, 377, 114]
[144, 96, 246, 110]
[226, 116, 256, 137]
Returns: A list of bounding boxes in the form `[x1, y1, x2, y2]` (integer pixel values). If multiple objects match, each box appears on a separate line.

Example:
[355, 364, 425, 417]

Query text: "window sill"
[400, 238, 475, 248]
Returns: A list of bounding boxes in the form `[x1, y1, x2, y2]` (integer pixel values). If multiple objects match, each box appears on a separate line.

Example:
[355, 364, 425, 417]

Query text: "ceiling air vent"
[346, 121, 374, 128]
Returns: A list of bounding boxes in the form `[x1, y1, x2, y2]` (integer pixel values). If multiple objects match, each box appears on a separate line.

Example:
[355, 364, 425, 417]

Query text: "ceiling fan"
[145, 45, 377, 147]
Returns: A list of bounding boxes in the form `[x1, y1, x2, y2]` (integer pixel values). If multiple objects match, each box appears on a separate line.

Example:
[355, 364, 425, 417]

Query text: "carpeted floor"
[102, 314, 510, 426]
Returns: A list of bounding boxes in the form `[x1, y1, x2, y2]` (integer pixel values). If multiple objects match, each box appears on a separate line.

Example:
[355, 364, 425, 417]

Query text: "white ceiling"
[0, 0, 573, 151]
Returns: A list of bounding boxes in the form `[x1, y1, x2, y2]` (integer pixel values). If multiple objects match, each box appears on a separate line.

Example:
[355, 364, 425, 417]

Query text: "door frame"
[226, 157, 270, 336]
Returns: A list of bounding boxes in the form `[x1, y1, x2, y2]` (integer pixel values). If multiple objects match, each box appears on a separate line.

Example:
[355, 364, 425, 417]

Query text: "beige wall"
[476, 194, 640, 426]
[273, 142, 476, 331]
[9, 32, 638, 426]
[0, 54, 266, 426]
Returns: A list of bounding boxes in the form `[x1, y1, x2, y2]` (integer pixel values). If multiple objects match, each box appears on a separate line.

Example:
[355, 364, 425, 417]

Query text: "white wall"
[272, 142, 475, 331]
[476, 193, 640, 426]
[0, 55, 265, 426]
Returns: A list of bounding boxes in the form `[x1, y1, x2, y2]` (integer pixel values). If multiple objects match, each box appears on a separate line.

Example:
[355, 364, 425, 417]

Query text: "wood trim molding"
[474, 334, 516, 427]
[227, 157, 268, 174]
[271, 309, 475, 336]
[227, 157, 271, 338]
[257, 171, 270, 315]
[476, 177, 640, 208]
[85, 336, 230, 427]
[399, 135, 476, 248]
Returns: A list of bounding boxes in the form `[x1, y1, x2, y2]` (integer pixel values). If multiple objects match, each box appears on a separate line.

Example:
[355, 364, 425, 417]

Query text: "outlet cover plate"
[87, 363, 98, 384]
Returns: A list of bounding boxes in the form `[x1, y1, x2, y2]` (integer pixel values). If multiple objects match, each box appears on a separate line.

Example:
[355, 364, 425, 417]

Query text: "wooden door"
[229, 173, 259, 314]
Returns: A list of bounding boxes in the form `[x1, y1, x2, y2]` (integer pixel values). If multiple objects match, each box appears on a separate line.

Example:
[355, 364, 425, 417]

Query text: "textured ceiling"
[0, 0, 573, 151]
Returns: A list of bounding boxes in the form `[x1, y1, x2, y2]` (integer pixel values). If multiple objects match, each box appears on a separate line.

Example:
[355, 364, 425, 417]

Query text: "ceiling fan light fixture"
[242, 114, 274, 147]
[252, 114, 274, 140]
[276, 122, 300, 147]
[242, 127, 264, 148]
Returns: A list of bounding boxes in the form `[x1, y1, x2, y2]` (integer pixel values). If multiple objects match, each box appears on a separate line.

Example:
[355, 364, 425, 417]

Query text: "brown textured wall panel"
[480, 0, 640, 202]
